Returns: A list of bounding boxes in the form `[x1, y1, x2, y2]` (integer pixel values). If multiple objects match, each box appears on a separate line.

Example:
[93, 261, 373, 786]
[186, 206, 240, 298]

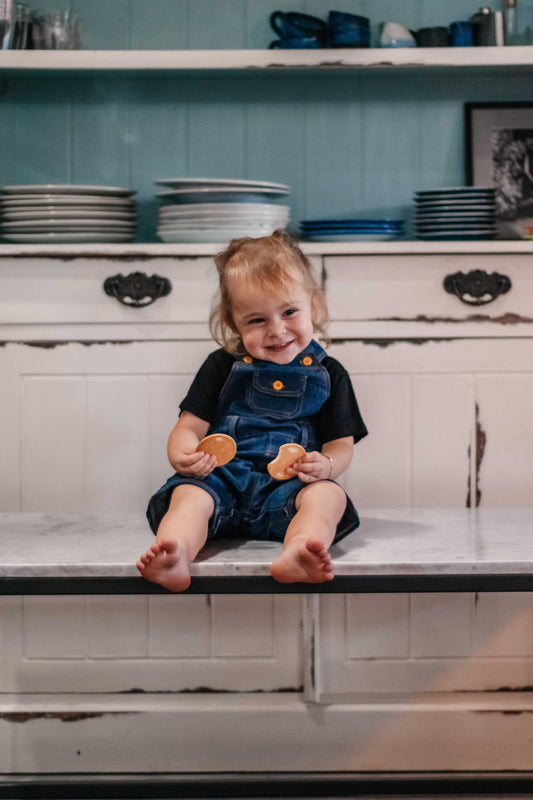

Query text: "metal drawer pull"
[443, 269, 511, 306]
[103, 272, 172, 307]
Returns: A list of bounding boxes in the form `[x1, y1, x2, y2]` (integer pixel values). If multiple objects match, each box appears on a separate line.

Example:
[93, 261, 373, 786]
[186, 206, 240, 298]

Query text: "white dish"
[156, 187, 290, 202]
[157, 201, 290, 214]
[158, 227, 281, 243]
[155, 177, 290, 191]
[2, 232, 136, 243]
[0, 195, 136, 208]
[414, 201, 496, 210]
[1, 184, 136, 197]
[2, 209, 137, 221]
[158, 206, 290, 219]
[158, 223, 278, 233]
[415, 186, 494, 195]
[2, 219, 136, 230]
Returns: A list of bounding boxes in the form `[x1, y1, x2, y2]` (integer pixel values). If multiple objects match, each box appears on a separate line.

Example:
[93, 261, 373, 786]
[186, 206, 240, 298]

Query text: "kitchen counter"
[1, 508, 532, 593]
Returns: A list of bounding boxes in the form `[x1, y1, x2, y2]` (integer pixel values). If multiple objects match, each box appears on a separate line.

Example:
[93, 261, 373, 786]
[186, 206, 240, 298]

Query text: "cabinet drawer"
[324, 253, 533, 338]
[0, 256, 216, 327]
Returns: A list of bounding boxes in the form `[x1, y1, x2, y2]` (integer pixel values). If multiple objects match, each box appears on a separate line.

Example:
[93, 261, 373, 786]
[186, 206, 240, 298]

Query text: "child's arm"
[167, 411, 217, 477]
[288, 436, 354, 483]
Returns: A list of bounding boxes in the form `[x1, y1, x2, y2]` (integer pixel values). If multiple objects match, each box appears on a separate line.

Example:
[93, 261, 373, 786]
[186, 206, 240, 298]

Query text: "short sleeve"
[319, 356, 368, 445]
[179, 349, 235, 424]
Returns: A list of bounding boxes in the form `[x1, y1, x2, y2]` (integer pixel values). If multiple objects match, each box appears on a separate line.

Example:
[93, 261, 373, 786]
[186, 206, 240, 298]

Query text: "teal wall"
[2, 0, 533, 241]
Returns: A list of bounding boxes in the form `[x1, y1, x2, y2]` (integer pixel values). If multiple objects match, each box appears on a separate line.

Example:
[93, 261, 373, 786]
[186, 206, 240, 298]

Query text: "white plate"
[157, 201, 290, 214]
[156, 187, 290, 202]
[2, 209, 137, 221]
[158, 215, 288, 226]
[158, 227, 281, 243]
[158, 223, 277, 233]
[414, 201, 496, 210]
[1, 219, 136, 230]
[155, 177, 290, 191]
[159, 206, 290, 219]
[415, 186, 494, 195]
[0, 196, 136, 208]
[1, 184, 136, 197]
[1, 232, 136, 243]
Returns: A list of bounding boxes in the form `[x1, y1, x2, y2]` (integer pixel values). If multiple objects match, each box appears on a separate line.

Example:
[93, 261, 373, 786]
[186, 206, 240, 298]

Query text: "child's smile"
[230, 281, 314, 364]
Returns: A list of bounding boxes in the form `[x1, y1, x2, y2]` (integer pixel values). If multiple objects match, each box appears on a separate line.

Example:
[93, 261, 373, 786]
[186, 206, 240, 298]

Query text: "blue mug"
[449, 20, 474, 46]
[270, 11, 327, 38]
[329, 23, 371, 48]
[328, 10, 370, 28]
[269, 35, 323, 49]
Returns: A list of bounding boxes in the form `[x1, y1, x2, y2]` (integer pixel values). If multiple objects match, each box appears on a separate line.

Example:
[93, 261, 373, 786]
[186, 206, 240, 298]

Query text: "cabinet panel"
[325, 254, 533, 338]
[322, 338, 533, 698]
[0, 340, 302, 693]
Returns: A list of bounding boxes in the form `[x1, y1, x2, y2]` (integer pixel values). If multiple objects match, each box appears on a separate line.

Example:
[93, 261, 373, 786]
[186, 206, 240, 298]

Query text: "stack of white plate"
[155, 178, 291, 243]
[0, 185, 138, 243]
[414, 187, 496, 240]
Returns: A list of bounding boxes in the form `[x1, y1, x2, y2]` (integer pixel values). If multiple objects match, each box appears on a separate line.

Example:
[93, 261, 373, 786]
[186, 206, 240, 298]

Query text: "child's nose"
[268, 317, 285, 336]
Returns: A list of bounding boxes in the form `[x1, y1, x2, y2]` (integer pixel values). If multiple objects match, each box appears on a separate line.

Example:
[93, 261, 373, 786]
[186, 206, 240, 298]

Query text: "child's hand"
[174, 448, 218, 478]
[287, 451, 332, 483]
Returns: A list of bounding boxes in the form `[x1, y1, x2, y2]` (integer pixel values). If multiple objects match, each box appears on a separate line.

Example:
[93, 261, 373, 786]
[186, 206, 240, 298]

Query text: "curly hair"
[209, 230, 329, 354]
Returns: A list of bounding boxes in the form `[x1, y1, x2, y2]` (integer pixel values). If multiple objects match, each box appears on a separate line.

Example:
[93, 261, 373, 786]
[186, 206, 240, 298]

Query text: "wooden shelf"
[1, 47, 533, 74]
[0, 240, 532, 258]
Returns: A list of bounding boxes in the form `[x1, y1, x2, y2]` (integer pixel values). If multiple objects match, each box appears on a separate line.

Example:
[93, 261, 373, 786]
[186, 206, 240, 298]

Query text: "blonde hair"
[209, 230, 329, 354]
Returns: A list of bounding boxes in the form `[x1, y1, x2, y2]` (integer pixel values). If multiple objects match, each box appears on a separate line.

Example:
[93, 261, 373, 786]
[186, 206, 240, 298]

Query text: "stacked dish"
[0, 185, 138, 243]
[155, 178, 290, 243]
[299, 218, 404, 242]
[414, 187, 496, 240]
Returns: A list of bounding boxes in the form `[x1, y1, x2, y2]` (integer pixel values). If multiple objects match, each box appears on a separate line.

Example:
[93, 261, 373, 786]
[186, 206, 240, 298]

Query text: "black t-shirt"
[180, 348, 368, 446]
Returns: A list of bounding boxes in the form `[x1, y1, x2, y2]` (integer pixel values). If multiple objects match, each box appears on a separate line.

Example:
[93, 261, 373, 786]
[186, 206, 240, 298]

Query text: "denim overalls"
[147, 340, 359, 542]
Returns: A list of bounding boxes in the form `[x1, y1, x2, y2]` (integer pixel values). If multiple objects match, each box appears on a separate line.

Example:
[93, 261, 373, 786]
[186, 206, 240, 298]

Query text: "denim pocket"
[247, 371, 306, 418]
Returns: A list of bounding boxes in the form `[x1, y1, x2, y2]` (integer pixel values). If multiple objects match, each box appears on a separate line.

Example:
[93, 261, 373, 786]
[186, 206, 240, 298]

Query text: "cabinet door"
[0, 340, 301, 693]
[319, 338, 533, 698]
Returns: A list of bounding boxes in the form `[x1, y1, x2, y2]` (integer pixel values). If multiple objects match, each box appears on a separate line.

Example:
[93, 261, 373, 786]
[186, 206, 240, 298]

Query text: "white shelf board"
[1, 47, 533, 73]
[0, 241, 532, 258]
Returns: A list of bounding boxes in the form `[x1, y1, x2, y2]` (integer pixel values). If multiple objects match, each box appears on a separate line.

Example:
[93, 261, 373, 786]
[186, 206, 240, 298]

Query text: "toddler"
[137, 230, 367, 591]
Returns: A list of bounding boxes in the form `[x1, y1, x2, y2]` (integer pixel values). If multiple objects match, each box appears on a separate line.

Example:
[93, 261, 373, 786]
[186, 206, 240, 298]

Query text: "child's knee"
[296, 480, 346, 515]
[170, 483, 215, 514]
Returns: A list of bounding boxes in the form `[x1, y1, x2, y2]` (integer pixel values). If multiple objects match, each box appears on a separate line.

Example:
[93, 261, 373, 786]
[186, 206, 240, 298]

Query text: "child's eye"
[283, 308, 298, 317]
[248, 317, 264, 325]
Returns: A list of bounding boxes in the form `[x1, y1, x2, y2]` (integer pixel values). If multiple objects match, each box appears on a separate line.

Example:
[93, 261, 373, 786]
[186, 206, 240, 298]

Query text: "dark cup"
[414, 26, 450, 47]
[270, 10, 327, 37]
[328, 10, 370, 28]
[449, 20, 474, 46]
[329, 23, 371, 48]
[269, 35, 323, 49]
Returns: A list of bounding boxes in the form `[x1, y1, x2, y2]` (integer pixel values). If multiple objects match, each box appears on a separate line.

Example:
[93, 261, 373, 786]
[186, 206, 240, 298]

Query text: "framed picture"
[465, 101, 533, 239]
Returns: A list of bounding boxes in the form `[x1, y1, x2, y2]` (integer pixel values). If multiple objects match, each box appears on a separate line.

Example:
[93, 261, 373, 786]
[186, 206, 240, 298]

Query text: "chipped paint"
[331, 337, 442, 348]
[0, 340, 136, 349]
[467, 404, 486, 509]
[0, 712, 120, 723]
[0, 251, 190, 262]
[375, 313, 533, 325]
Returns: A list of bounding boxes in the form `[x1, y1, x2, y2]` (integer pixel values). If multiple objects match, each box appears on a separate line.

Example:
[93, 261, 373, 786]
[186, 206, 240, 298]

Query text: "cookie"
[196, 433, 237, 466]
[267, 443, 306, 480]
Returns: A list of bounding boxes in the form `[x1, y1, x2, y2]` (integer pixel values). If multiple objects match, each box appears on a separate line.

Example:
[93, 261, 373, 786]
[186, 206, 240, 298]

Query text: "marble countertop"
[1, 508, 533, 580]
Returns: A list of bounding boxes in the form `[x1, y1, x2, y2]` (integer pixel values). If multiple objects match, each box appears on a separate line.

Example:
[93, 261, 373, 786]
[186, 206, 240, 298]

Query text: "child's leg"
[137, 484, 214, 592]
[270, 481, 346, 584]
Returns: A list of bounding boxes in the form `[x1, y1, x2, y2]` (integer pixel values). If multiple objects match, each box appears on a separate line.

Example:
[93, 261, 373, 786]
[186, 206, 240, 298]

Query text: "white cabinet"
[2, 244, 533, 770]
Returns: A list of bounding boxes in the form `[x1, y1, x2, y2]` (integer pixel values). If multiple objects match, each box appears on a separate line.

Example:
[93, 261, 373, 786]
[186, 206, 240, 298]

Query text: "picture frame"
[465, 101, 533, 239]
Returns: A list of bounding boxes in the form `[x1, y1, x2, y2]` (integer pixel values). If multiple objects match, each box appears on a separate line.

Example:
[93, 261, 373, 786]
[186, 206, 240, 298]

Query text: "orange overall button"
[273, 380, 284, 391]
[243, 356, 253, 363]
[302, 356, 313, 366]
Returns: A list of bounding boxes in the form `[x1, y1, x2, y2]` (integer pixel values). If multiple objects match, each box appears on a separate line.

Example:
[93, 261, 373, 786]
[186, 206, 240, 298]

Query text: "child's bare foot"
[270, 537, 334, 584]
[136, 539, 192, 592]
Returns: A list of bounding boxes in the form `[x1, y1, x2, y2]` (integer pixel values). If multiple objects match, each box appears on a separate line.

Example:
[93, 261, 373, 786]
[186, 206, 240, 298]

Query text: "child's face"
[230, 279, 314, 364]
